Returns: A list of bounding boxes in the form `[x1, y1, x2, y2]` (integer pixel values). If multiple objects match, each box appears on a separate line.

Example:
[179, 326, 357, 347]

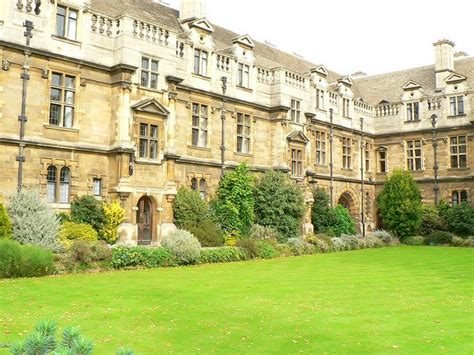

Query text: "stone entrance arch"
[137, 196, 155, 245]
[337, 191, 359, 221]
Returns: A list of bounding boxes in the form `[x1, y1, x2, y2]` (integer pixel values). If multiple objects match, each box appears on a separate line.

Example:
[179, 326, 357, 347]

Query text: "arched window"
[59, 167, 70, 204]
[47, 166, 57, 203]
[190, 177, 198, 191]
[452, 191, 459, 206]
[460, 190, 468, 203]
[199, 179, 206, 199]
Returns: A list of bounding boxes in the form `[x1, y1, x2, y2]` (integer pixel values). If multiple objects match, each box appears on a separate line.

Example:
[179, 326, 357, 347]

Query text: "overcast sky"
[166, 0, 473, 76]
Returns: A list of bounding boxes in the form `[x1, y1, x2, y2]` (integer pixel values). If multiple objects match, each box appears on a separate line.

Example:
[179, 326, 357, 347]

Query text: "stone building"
[0, 0, 472, 245]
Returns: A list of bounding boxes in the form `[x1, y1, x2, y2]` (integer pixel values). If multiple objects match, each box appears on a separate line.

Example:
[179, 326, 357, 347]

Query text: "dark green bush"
[236, 239, 279, 259]
[403, 236, 425, 246]
[70, 196, 106, 234]
[0, 239, 54, 278]
[57, 212, 71, 224]
[198, 247, 249, 264]
[111, 247, 174, 269]
[311, 188, 332, 233]
[254, 171, 305, 242]
[173, 187, 209, 229]
[425, 231, 454, 246]
[236, 238, 259, 259]
[445, 203, 474, 237]
[257, 241, 279, 259]
[324, 205, 356, 237]
[0, 202, 12, 239]
[419, 205, 446, 237]
[184, 219, 224, 247]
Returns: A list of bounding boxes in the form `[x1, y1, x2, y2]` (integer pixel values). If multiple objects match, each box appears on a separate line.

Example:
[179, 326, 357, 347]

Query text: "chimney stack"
[433, 39, 455, 89]
[180, 0, 207, 21]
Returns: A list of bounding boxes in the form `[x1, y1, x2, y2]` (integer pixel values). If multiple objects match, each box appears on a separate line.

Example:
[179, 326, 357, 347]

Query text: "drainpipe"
[431, 114, 439, 206]
[329, 108, 334, 208]
[17, 20, 34, 192]
[360, 117, 366, 238]
[220, 76, 227, 177]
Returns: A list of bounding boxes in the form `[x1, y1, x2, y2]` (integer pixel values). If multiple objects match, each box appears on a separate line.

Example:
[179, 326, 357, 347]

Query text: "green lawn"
[1, 247, 473, 354]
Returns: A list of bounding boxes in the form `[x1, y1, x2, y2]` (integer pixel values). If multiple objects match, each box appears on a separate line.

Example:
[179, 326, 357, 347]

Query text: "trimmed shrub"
[161, 229, 201, 265]
[8, 190, 60, 251]
[211, 163, 254, 236]
[173, 187, 209, 229]
[451, 236, 466, 247]
[257, 241, 279, 259]
[445, 202, 474, 237]
[110, 247, 174, 269]
[358, 236, 383, 249]
[184, 219, 224, 247]
[325, 205, 356, 237]
[59, 222, 98, 250]
[403, 236, 425, 246]
[236, 238, 260, 259]
[377, 169, 422, 238]
[0, 202, 13, 239]
[198, 247, 249, 264]
[370, 230, 394, 244]
[68, 240, 112, 265]
[254, 171, 305, 242]
[305, 234, 333, 253]
[0, 239, 54, 278]
[70, 196, 106, 234]
[331, 237, 350, 251]
[286, 237, 317, 255]
[425, 231, 454, 246]
[100, 200, 125, 244]
[340, 234, 359, 250]
[419, 205, 446, 237]
[275, 243, 295, 257]
[311, 188, 332, 233]
[248, 224, 279, 242]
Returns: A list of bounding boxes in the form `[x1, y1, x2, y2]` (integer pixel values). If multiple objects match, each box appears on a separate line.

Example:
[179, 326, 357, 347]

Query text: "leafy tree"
[8, 190, 61, 251]
[0, 202, 13, 239]
[173, 187, 209, 229]
[377, 169, 422, 238]
[70, 196, 106, 234]
[311, 188, 332, 233]
[445, 202, 474, 237]
[211, 163, 254, 236]
[100, 200, 125, 244]
[254, 171, 305, 242]
[419, 205, 446, 237]
[325, 205, 357, 237]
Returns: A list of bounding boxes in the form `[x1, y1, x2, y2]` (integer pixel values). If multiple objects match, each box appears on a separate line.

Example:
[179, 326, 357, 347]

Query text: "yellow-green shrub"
[59, 222, 98, 250]
[100, 200, 125, 244]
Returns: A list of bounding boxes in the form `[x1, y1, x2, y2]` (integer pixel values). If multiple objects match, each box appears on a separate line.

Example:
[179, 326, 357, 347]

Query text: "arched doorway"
[137, 196, 154, 245]
[337, 192, 359, 221]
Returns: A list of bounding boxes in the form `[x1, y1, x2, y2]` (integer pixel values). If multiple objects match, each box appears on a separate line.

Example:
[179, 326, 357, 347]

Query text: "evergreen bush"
[254, 171, 305, 242]
[161, 229, 201, 265]
[248, 224, 279, 242]
[324, 205, 356, 237]
[444, 202, 474, 237]
[419, 205, 446, 237]
[370, 230, 394, 244]
[403, 236, 425, 246]
[184, 218, 224, 247]
[173, 187, 209, 229]
[311, 188, 332, 233]
[286, 237, 317, 255]
[0, 202, 13, 239]
[70, 196, 106, 234]
[110, 247, 174, 269]
[425, 231, 454, 245]
[59, 222, 98, 250]
[8, 189, 60, 251]
[198, 247, 249, 264]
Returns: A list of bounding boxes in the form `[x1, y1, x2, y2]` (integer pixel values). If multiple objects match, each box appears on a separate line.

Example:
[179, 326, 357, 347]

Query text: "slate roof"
[90, 0, 473, 107]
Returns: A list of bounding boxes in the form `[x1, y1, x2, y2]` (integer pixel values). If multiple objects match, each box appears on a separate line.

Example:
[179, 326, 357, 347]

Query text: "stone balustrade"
[284, 70, 306, 89]
[427, 97, 442, 111]
[256, 67, 274, 84]
[91, 13, 121, 37]
[132, 19, 169, 45]
[375, 104, 399, 117]
[354, 100, 374, 116]
[216, 54, 231, 72]
[15, 0, 39, 14]
[176, 41, 185, 58]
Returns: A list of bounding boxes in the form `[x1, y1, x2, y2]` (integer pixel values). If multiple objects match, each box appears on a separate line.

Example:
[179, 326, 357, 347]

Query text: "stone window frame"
[87, 174, 108, 199]
[48, 71, 77, 129]
[237, 63, 250, 88]
[315, 130, 327, 166]
[55, 3, 79, 41]
[138, 122, 159, 160]
[40, 158, 78, 206]
[290, 98, 302, 123]
[406, 101, 420, 122]
[236, 112, 251, 154]
[342, 97, 351, 118]
[140, 56, 159, 90]
[406, 139, 423, 171]
[449, 95, 465, 116]
[451, 190, 468, 206]
[342, 137, 352, 169]
[376, 147, 388, 173]
[449, 135, 467, 169]
[289, 145, 304, 177]
[365, 142, 371, 172]
[191, 102, 209, 148]
[193, 48, 208, 77]
[316, 88, 325, 111]
[187, 173, 211, 201]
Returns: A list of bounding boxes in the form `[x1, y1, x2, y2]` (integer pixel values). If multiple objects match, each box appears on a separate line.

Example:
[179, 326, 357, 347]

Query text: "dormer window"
[193, 49, 208, 76]
[449, 96, 464, 116]
[342, 98, 350, 118]
[140, 57, 159, 90]
[56, 5, 78, 40]
[237, 63, 250, 88]
[406, 102, 419, 121]
[316, 89, 325, 110]
[290, 99, 301, 123]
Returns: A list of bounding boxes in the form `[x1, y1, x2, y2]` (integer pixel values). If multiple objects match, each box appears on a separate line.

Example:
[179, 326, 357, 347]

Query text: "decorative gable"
[131, 98, 170, 116]
[287, 130, 309, 144]
[402, 80, 423, 91]
[232, 34, 255, 49]
[445, 72, 467, 84]
[311, 65, 328, 77]
[189, 18, 214, 33]
[338, 76, 353, 87]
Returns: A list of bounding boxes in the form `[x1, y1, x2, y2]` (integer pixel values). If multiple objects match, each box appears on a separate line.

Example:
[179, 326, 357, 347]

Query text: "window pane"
[139, 139, 148, 158]
[49, 104, 61, 125]
[150, 73, 158, 89]
[192, 116, 199, 127]
[141, 71, 149, 87]
[65, 76, 75, 89]
[460, 191, 468, 202]
[56, 7, 66, 36]
[68, 15, 77, 39]
[194, 50, 200, 74]
[150, 140, 158, 159]
[458, 97, 464, 114]
[151, 60, 159, 72]
[151, 125, 158, 138]
[65, 90, 74, 104]
[50, 88, 62, 102]
[63, 107, 74, 128]
[93, 179, 101, 196]
[192, 129, 199, 146]
[47, 182, 56, 203]
[52, 73, 62, 86]
[192, 103, 199, 115]
[142, 57, 149, 69]
[459, 155, 467, 168]
[200, 130, 207, 147]
[140, 123, 148, 137]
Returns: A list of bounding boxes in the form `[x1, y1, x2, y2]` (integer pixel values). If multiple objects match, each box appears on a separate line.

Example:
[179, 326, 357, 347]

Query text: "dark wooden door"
[137, 197, 153, 245]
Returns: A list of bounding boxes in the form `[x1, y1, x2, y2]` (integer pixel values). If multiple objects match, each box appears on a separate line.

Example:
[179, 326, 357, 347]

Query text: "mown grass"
[0, 247, 473, 353]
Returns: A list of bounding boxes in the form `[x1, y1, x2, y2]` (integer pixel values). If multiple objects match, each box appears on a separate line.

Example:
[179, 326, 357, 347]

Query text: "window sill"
[314, 164, 328, 168]
[404, 120, 421, 124]
[315, 108, 326, 113]
[448, 167, 470, 171]
[376, 172, 388, 175]
[343, 115, 352, 120]
[236, 85, 253, 93]
[188, 145, 211, 152]
[409, 169, 424, 173]
[447, 114, 467, 118]
[290, 175, 305, 182]
[341, 168, 353, 171]
[49, 203, 71, 209]
[135, 158, 163, 166]
[44, 125, 79, 133]
[192, 73, 211, 81]
[138, 86, 163, 94]
[51, 35, 81, 46]
[235, 151, 253, 157]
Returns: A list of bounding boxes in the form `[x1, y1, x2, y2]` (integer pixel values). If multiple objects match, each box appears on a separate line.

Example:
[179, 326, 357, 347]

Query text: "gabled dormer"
[338, 76, 353, 87]
[131, 98, 170, 116]
[445, 72, 467, 84]
[231, 34, 255, 64]
[401, 80, 425, 102]
[188, 18, 214, 33]
[311, 65, 328, 78]
[311, 65, 329, 89]
[232, 34, 255, 49]
[401, 80, 423, 91]
[287, 130, 309, 145]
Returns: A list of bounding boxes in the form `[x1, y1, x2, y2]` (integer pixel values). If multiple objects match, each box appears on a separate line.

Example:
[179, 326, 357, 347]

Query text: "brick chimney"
[180, 0, 207, 21]
[433, 39, 455, 89]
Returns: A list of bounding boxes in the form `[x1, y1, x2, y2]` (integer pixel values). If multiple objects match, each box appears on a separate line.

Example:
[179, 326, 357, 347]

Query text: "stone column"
[303, 188, 315, 235]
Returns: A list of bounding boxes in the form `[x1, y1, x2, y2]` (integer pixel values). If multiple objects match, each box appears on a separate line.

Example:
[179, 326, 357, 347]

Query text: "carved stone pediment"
[232, 34, 255, 49]
[311, 65, 328, 77]
[189, 18, 214, 33]
[131, 98, 170, 116]
[445, 72, 467, 84]
[287, 130, 309, 144]
[402, 80, 423, 91]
